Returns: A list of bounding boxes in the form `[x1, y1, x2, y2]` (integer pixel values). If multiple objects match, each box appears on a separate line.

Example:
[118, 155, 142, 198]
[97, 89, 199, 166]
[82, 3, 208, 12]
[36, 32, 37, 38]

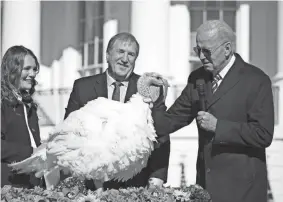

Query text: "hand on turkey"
[142, 72, 170, 103]
[148, 177, 164, 188]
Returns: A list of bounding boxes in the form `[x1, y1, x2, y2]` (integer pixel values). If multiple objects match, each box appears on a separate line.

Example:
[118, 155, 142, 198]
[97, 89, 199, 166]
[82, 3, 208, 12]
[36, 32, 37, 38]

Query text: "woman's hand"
[33, 143, 47, 154]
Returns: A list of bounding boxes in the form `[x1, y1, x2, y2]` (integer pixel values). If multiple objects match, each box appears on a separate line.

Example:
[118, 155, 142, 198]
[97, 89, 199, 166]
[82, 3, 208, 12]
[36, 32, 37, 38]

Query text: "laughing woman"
[1, 46, 42, 188]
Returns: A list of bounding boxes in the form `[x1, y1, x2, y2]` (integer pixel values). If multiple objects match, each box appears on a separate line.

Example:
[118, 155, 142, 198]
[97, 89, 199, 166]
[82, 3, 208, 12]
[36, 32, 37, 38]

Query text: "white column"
[170, 4, 190, 85]
[131, 0, 170, 76]
[276, 2, 283, 81]
[236, 3, 250, 62]
[51, 60, 61, 124]
[274, 1, 283, 134]
[0, 1, 2, 61]
[103, 20, 118, 71]
[2, 1, 41, 60]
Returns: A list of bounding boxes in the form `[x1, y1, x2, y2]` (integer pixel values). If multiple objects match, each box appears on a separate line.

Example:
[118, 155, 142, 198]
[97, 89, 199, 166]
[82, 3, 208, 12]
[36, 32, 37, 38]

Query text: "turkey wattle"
[9, 73, 167, 184]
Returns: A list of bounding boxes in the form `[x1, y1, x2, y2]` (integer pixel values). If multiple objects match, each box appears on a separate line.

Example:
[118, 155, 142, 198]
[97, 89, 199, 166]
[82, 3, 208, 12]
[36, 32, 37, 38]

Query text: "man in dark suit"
[64, 32, 170, 190]
[152, 20, 274, 202]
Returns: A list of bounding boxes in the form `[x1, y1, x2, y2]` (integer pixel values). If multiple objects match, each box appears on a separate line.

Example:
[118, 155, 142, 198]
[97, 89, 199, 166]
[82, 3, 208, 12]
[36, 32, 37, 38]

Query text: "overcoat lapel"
[93, 72, 108, 98]
[207, 55, 245, 109]
[124, 73, 139, 103]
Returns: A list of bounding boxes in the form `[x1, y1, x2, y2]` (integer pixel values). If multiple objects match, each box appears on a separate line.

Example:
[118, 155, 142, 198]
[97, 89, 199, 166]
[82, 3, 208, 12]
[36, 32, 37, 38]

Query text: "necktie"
[112, 81, 122, 101]
[212, 74, 222, 93]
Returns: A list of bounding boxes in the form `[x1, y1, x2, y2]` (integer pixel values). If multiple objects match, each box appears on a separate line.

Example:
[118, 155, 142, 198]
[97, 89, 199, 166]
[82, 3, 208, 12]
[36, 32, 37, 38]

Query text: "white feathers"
[9, 93, 157, 183]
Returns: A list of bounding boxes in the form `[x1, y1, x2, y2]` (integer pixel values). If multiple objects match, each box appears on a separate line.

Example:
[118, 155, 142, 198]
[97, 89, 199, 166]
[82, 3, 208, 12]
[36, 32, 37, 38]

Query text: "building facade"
[1, 1, 283, 200]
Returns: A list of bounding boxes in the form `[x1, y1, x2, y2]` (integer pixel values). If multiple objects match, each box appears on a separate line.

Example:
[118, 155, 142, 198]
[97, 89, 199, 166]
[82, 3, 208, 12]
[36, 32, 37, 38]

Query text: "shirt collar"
[219, 54, 236, 79]
[106, 69, 129, 87]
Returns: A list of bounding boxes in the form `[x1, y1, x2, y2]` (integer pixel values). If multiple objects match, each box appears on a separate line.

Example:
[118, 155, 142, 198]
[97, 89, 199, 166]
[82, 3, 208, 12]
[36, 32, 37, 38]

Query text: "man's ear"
[106, 52, 110, 63]
[224, 42, 232, 57]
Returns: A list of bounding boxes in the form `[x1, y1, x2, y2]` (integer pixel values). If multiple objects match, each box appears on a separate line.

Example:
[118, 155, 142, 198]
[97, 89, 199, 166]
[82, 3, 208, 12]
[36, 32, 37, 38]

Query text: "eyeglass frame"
[193, 41, 229, 58]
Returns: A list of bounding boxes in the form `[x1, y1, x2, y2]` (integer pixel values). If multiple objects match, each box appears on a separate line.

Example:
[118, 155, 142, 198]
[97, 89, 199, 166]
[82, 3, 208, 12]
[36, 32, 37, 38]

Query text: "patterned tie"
[112, 81, 123, 101]
[212, 74, 222, 93]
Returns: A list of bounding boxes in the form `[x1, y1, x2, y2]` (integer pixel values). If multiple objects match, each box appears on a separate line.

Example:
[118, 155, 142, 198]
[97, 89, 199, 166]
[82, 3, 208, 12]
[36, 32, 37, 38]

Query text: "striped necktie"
[112, 81, 123, 101]
[212, 74, 222, 93]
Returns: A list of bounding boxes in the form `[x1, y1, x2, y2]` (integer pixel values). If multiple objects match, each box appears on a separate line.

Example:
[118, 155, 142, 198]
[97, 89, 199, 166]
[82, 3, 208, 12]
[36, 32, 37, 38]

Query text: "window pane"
[79, 1, 85, 20]
[81, 45, 85, 67]
[98, 40, 103, 64]
[93, 17, 104, 38]
[223, 11, 236, 31]
[189, 1, 205, 9]
[206, 1, 220, 8]
[223, 1, 237, 8]
[88, 43, 94, 65]
[79, 21, 85, 43]
[191, 11, 203, 31]
[190, 32, 197, 56]
[207, 10, 219, 20]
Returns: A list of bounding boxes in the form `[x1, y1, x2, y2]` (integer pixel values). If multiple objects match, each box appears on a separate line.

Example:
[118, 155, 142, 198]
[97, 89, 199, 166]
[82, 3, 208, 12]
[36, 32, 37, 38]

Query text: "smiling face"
[106, 39, 138, 81]
[19, 55, 38, 92]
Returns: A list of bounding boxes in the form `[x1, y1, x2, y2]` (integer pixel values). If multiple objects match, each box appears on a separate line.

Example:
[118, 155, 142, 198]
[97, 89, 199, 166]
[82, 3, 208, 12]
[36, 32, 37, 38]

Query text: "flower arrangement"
[1, 177, 211, 202]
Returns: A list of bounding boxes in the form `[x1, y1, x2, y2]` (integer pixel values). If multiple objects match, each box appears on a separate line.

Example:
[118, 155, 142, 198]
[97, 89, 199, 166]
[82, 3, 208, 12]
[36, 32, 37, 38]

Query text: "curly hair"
[1, 45, 40, 107]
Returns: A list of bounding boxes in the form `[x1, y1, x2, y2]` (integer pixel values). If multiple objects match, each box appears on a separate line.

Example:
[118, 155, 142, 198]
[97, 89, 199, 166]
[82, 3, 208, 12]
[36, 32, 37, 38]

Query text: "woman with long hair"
[1, 45, 43, 188]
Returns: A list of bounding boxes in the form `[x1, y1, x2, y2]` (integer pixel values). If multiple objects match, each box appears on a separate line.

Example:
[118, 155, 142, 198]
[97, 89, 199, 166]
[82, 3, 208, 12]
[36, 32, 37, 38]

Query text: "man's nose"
[199, 50, 206, 60]
[121, 53, 128, 63]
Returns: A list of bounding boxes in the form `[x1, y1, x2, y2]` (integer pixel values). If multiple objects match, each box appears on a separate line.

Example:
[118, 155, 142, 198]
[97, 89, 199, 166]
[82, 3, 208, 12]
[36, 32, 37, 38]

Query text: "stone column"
[2, 1, 41, 60]
[274, 1, 283, 135]
[103, 20, 118, 71]
[170, 4, 191, 86]
[236, 3, 250, 62]
[131, 0, 170, 76]
[0, 1, 2, 61]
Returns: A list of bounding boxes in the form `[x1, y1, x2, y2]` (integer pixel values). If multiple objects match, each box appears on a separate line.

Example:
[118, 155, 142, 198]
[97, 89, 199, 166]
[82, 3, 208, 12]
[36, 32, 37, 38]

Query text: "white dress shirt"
[106, 70, 129, 103]
[217, 54, 236, 87]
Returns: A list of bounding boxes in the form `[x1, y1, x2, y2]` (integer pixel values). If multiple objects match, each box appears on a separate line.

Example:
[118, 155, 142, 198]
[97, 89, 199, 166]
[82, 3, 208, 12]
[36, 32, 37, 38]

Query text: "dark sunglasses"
[193, 41, 228, 58]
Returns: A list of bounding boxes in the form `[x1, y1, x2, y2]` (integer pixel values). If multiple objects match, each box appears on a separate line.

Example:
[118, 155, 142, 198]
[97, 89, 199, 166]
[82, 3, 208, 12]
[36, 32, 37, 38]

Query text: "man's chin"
[115, 73, 130, 81]
[203, 65, 213, 72]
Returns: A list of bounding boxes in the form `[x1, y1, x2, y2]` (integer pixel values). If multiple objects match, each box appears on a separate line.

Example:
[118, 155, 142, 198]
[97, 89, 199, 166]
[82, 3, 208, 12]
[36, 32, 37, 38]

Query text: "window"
[189, 1, 236, 32]
[78, 1, 104, 77]
[188, 1, 237, 65]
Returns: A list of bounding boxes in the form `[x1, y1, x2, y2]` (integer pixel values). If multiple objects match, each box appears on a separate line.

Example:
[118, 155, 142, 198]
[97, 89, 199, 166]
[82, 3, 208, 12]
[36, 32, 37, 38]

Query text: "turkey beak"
[160, 78, 170, 103]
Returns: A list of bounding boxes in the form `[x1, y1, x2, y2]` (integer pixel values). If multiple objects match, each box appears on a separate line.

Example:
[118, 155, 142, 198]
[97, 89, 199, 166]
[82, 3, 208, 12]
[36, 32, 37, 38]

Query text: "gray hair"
[106, 32, 140, 56]
[196, 20, 236, 52]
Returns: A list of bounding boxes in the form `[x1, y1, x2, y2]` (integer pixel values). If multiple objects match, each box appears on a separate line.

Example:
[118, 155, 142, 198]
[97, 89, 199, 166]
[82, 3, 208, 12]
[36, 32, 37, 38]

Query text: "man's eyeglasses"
[193, 41, 228, 58]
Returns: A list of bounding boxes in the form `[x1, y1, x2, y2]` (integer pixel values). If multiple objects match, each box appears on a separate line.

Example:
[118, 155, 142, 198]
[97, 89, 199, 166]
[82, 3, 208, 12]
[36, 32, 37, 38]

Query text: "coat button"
[207, 168, 211, 173]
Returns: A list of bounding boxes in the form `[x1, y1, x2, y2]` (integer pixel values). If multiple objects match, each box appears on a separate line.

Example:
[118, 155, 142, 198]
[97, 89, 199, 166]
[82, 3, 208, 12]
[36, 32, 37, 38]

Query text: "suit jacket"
[64, 72, 170, 189]
[154, 53, 274, 202]
[1, 100, 42, 188]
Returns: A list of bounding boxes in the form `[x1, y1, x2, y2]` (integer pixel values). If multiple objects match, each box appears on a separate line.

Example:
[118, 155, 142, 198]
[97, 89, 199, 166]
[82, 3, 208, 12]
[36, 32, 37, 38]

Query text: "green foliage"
[1, 177, 211, 202]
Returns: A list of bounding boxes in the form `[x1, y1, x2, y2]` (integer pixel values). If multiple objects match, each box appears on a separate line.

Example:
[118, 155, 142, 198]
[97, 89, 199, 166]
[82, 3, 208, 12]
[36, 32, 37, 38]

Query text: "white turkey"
[9, 73, 168, 188]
